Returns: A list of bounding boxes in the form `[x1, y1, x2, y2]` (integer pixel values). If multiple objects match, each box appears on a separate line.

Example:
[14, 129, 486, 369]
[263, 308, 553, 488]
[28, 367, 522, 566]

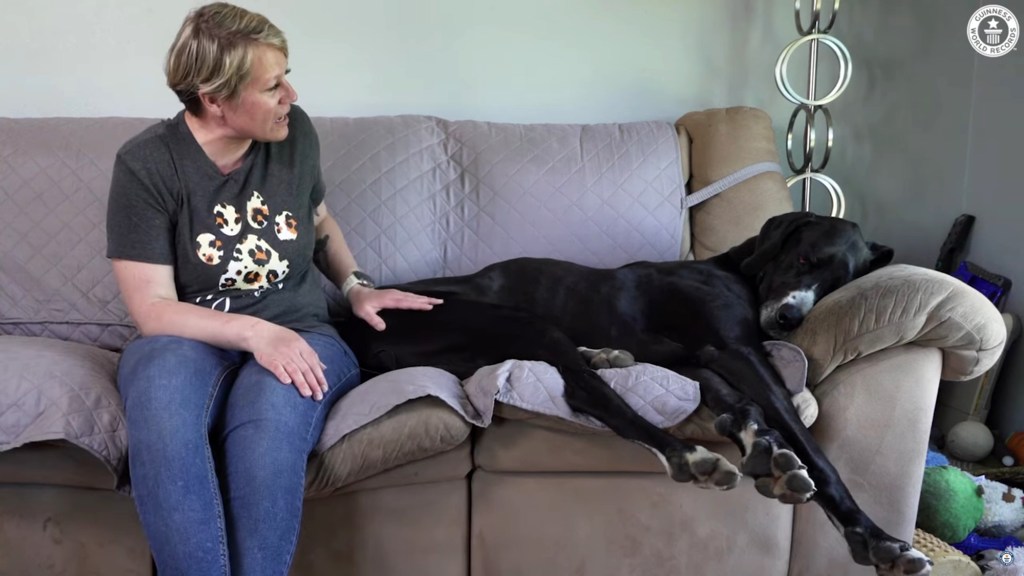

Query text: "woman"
[106, 3, 441, 574]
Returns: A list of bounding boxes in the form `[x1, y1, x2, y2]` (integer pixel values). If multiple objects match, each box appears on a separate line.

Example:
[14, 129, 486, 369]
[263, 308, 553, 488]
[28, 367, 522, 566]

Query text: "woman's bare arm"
[312, 202, 442, 331]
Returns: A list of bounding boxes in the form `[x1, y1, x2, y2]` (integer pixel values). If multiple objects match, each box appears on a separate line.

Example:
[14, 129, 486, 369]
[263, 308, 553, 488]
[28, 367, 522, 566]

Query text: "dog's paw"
[713, 414, 815, 503]
[875, 548, 931, 576]
[742, 437, 815, 504]
[845, 527, 932, 576]
[665, 445, 741, 490]
[751, 453, 816, 504]
[576, 346, 636, 369]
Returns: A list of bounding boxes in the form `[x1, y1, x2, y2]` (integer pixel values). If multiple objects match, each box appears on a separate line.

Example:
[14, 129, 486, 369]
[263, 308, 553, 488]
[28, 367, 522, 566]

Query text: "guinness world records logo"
[967, 5, 1019, 57]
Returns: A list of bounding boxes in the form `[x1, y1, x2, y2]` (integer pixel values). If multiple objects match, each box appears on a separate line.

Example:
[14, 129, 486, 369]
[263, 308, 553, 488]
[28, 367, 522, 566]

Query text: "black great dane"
[336, 212, 932, 576]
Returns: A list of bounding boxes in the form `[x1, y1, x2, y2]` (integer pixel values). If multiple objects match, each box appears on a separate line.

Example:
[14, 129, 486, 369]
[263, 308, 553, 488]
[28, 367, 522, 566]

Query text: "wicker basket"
[913, 528, 982, 576]
[977, 466, 1024, 488]
[950, 461, 1024, 488]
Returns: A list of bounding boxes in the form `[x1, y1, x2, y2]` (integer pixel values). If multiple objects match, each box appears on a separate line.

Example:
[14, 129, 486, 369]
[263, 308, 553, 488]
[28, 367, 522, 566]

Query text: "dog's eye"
[798, 256, 817, 268]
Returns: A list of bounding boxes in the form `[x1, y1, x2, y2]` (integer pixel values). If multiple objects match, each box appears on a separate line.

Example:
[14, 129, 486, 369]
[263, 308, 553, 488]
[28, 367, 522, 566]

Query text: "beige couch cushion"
[294, 479, 469, 576]
[788, 265, 1008, 386]
[305, 397, 472, 497]
[0, 441, 118, 490]
[0, 484, 151, 576]
[677, 107, 794, 259]
[475, 416, 740, 474]
[471, 470, 793, 576]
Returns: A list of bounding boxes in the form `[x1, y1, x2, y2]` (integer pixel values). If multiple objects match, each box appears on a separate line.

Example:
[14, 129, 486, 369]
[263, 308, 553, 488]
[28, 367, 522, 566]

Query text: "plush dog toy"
[977, 477, 1024, 538]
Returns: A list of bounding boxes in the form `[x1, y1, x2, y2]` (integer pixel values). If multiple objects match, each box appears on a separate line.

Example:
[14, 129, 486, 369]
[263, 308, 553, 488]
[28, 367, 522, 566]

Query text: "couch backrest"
[0, 115, 689, 350]
[314, 115, 688, 285]
[1, 118, 156, 350]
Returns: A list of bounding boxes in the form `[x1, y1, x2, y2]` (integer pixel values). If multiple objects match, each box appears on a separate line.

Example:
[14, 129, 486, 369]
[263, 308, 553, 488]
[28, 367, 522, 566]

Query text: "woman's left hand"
[348, 286, 443, 331]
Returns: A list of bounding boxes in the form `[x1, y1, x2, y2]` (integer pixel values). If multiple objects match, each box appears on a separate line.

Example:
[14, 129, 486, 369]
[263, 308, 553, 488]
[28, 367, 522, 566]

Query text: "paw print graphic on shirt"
[214, 203, 242, 236]
[275, 212, 297, 240]
[196, 233, 224, 265]
[219, 234, 288, 291]
[194, 190, 298, 294]
[246, 191, 270, 228]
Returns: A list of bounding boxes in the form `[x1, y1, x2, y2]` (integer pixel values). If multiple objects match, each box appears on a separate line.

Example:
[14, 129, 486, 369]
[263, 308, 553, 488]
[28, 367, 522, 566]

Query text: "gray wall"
[963, 2, 1024, 440]
[823, 1, 1024, 439]
[0, 0, 795, 124]
[3, 1, 1021, 435]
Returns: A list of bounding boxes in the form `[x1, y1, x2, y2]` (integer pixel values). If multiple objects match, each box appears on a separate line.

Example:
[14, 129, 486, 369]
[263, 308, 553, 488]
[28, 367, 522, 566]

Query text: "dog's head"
[730, 212, 894, 338]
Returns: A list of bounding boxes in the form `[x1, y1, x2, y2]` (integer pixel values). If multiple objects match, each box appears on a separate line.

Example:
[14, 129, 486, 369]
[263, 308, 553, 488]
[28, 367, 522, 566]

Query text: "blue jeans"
[117, 331, 360, 576]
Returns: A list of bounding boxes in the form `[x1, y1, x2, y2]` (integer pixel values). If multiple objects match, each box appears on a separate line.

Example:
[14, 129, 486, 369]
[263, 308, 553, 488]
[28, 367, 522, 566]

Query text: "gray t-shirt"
[106, 105, 335, 338]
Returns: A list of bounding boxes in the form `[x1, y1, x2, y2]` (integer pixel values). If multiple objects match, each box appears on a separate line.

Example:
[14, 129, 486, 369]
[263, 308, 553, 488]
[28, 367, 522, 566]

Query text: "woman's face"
[221, 44, 297, 143]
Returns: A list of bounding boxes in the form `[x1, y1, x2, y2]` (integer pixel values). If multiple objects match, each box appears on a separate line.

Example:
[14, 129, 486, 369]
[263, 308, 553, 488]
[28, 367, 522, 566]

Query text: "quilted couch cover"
[0, 113, 691, 483]
[1, 115, 686, 350]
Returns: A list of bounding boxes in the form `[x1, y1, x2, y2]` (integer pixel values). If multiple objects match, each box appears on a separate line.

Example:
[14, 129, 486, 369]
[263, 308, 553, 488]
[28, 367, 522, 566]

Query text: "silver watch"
[341, 270, 376, 299]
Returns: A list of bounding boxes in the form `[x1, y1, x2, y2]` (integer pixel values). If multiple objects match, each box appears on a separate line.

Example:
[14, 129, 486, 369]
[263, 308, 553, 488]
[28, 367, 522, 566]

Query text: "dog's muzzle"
[760, 287, 817, 338]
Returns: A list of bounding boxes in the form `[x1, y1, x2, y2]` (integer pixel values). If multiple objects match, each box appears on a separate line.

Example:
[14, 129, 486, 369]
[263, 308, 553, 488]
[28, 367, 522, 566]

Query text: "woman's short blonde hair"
[165, 2, 288, 116]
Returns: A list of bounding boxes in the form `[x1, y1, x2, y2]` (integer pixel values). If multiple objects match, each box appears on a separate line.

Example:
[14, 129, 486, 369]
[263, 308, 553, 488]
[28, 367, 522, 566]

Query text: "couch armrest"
[789, 345, 942, 575]
[787, 264, 1007, 386]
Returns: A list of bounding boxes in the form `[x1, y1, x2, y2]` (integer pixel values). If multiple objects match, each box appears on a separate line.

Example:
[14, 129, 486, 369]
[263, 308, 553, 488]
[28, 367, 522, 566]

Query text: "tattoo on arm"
[314, 234, 330, 274]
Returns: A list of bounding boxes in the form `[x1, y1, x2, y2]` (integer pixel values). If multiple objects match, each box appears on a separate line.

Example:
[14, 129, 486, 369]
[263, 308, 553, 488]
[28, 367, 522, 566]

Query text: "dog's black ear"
[738, 212, 817, 276]
[865, 241, 894, 272]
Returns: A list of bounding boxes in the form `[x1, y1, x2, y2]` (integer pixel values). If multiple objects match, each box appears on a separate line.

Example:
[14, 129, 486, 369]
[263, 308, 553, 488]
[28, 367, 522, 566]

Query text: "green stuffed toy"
[917, 465, 985, 542]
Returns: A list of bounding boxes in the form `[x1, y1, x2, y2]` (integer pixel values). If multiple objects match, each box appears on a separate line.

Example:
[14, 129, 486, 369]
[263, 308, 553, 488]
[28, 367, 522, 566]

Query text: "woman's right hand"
[249, 321, 329, 401]
[111, 260, 330, 401]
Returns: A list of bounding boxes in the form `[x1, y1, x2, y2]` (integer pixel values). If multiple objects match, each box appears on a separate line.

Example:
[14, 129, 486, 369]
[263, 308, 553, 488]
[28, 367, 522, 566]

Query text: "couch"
[0, 107, 1006, 576]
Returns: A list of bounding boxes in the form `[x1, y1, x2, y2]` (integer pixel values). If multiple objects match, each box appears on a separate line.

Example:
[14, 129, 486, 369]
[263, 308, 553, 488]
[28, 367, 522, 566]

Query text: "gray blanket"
[314, 341, 809, 452]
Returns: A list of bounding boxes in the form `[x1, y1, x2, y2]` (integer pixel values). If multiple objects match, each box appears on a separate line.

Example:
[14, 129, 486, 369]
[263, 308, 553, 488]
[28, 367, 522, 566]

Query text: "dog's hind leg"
[674, 362, 816, 505]
[559, 365, 740, 490]
[694, 346, 931, 576]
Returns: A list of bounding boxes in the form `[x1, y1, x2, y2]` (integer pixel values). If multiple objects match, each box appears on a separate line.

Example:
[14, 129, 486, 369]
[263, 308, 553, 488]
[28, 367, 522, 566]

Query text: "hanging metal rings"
[775, 0, 849, 218]
[785, 105, 833, 174]
[775, 33, 852, 106]
[794, 0, 838, 36]
[786, 172, 845, 218]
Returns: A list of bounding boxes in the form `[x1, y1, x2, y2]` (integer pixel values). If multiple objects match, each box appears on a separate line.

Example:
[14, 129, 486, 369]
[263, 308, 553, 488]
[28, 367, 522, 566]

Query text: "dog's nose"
[775, 304, 804, 331]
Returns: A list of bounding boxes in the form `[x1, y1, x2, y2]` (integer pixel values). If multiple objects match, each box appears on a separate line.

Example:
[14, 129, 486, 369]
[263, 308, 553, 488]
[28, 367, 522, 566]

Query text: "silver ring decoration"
[786, 172, 845, 218]
[786, 105, 833, 174]
[776, 0, 848, 218]
[795, 0, 840, 36]
[775, 34, 852, 106]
